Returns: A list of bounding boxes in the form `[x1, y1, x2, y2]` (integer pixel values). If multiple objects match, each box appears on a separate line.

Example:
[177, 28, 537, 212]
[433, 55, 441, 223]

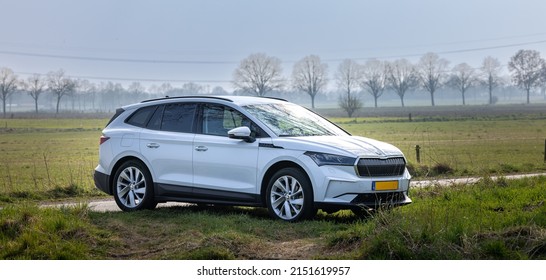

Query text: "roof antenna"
[165, 95, 170, 98]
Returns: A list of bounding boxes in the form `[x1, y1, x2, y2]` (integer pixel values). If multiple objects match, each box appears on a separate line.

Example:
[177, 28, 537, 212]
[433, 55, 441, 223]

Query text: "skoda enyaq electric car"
[94, 96, 411, 221]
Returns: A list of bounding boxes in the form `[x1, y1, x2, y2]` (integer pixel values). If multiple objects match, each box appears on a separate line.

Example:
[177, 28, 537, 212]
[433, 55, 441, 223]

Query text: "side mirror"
[228, 126, 255, 143]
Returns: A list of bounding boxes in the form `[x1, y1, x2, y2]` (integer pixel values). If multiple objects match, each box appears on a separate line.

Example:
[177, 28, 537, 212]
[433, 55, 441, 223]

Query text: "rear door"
[140, 103, 196, 193]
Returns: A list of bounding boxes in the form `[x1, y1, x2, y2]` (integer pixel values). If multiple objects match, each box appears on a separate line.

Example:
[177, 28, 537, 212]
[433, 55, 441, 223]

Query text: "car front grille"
[357, 157, 406, 177]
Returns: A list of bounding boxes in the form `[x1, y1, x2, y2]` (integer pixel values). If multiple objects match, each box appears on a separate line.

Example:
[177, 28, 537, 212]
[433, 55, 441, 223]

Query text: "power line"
[7, 39, 546, 85]
[338, 39, 546, 62]
[2, 39, 546, 65]
[15, 71, 234, 84]
[0, 50, 239, 64]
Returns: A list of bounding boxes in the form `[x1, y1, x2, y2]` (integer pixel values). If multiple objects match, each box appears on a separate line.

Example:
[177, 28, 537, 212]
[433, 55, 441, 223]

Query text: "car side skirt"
[154, 183, 263, 207]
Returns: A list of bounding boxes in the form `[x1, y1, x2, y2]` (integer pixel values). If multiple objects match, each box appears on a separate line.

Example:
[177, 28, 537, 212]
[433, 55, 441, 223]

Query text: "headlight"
[304, 151, 357, 166]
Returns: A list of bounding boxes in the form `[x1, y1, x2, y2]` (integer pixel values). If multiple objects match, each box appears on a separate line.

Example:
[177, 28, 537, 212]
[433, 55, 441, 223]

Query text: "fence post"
[415, 145, 421, 164]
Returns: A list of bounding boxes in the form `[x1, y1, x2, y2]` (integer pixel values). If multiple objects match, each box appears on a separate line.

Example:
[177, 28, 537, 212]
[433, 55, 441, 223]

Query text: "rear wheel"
[266, 167, 316, 221]
[113, 160, 157, 211]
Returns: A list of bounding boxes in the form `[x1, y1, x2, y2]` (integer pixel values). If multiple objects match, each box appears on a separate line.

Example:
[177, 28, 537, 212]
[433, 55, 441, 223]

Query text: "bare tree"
[181, 82, 204, 95]
[361, 59, 387, 108]
[508, 49, 546, 104]
[78, 79, 97, 111]
[211, 86, 229, 95]
[128, 82, 147, 100]
[0, 67, 18, 117]
[158, 83, 173, 96]
[418, 52, 449, 106]
[448, 63, 477, 105]
[481, 56, 502, 105]
[292, 55, 328, 109]
[233, 53, 283, 97]
[47, 69, 75, 114]
[336, 59, 362, 117]
[387, 59, 418, 107]
[98, 81, 117, 111]
[21, 74, 46, 113]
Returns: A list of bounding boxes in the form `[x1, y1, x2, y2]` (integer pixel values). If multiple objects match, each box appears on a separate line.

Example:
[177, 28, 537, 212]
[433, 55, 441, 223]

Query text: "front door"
[192, 104, 259, 202]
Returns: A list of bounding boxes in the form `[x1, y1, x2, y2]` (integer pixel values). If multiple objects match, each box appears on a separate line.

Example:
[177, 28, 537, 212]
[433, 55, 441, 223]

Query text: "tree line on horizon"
[1, 49, 546, 117]
[233, 50, 546, 117]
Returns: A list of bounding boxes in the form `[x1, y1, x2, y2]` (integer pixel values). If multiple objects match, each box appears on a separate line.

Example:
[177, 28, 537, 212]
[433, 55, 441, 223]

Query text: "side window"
[202, 105, 229, 136]
[126, 106, 157, 128]
[146, 105, 164, 130]
[202, 104, 260, 137]
[161, 103, 196, 133]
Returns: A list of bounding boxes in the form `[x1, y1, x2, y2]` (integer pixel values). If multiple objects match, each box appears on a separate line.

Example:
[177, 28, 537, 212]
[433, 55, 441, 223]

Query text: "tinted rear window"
[161, 103, 196, 133]
[126, 106, 157, 127]
[106, 108, 125, 127]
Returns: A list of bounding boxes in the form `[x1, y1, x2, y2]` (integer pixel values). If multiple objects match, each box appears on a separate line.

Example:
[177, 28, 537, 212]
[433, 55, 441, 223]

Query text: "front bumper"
[307, 162, 412, 211]
[316, 191, 412, 212]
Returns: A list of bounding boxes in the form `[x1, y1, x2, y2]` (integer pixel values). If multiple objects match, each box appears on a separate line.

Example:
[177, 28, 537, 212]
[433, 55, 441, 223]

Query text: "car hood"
[272, 135, 404, 158]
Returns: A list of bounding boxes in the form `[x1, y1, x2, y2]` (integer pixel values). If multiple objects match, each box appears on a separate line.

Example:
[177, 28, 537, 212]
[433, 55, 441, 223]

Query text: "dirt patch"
[240, 238, 322, 260]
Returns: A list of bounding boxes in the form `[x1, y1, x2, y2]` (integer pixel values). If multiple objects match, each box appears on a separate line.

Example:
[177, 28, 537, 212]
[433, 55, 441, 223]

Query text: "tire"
[113, 160, 157, 211]
[265, 167, 316, 221]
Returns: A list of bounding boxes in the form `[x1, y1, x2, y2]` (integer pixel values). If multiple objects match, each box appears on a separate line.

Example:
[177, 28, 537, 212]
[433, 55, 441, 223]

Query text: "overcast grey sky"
[1, 0, 546, 90]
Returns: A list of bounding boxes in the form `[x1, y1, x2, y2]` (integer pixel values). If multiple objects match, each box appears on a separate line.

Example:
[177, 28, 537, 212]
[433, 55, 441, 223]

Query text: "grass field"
[1, 107, 546, 259]
[0, 119, 107, 202]
[1, 176, 545, 259]
[337, 117, 546, 176]
[1, 111, 545, 202]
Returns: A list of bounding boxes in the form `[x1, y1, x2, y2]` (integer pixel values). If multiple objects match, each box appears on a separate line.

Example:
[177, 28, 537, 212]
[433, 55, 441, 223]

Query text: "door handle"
[195, 146, 208, 152]
[146, 143, 160, 149]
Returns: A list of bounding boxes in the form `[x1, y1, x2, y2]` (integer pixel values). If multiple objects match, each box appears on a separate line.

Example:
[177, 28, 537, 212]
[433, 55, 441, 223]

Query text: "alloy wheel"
[269, 175, 305, 220]
[116, 166, 147, 208]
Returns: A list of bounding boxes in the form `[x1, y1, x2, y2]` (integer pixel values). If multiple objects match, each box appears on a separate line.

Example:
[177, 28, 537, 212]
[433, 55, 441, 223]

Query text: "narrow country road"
[46, 173, 546, 212]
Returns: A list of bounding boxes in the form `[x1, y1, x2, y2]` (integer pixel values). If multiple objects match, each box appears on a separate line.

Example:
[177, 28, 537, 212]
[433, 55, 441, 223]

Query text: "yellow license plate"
[373, 181, 399, 191]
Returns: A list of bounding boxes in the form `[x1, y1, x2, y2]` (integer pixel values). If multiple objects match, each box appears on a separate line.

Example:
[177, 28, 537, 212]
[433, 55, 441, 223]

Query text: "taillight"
[99, 136, 110, 145]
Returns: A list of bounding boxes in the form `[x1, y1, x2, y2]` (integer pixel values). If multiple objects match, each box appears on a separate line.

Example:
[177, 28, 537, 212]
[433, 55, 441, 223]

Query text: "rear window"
[105, 108, 125, 127]
[161, 103, 196, 133]
[125, 106, 157, 127]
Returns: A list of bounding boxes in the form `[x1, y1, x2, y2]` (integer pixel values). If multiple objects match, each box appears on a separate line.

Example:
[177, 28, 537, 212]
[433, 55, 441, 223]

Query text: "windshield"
[243, 103, 350, 137]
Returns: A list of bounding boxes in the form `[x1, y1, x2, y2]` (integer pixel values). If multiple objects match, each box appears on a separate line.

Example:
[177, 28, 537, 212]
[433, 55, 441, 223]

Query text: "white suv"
[94, 96, 411, 221]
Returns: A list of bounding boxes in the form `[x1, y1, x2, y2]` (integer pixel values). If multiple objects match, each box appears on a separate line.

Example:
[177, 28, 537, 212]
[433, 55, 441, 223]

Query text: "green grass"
[335, 117, 546, 176]
[1, 112, 545, 260]
[0, 203, 115, 259]
[0, 118, 107, 203]
[1, 176, 545, 259]
[356, 175, 546, 259]
[1, 116, 546, 205]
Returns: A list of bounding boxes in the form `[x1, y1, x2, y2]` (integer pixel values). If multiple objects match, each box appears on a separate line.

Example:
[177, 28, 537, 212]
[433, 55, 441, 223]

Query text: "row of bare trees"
[231, 50, 546, 116]
[0, 69, 75, 117]
[1, 49, 545, 117]
[0, 68, 227, 116]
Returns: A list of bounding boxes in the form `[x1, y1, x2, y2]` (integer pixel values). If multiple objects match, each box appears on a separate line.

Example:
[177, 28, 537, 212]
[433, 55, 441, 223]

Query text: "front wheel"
[266, 168, 316, 221]
[113, 160, 157, 211]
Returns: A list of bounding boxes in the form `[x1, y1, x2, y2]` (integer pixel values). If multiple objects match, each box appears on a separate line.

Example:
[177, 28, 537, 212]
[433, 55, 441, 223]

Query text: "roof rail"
[141, 95, 233, 103]
[260, 96, 287, 102]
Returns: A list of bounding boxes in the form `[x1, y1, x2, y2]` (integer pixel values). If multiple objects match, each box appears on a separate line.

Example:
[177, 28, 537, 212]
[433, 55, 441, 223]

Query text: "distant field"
[1, 105, 546, 202]
[0, 119, 107, 202]
[337, 117, 546, 176]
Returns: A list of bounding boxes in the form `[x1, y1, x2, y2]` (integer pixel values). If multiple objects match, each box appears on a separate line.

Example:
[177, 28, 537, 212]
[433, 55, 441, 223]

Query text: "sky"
[1, 0, 546, 91]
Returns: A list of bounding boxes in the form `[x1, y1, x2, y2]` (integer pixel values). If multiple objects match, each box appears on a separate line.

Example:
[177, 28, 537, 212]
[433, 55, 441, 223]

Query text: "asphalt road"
[47, 173, 546, 212]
